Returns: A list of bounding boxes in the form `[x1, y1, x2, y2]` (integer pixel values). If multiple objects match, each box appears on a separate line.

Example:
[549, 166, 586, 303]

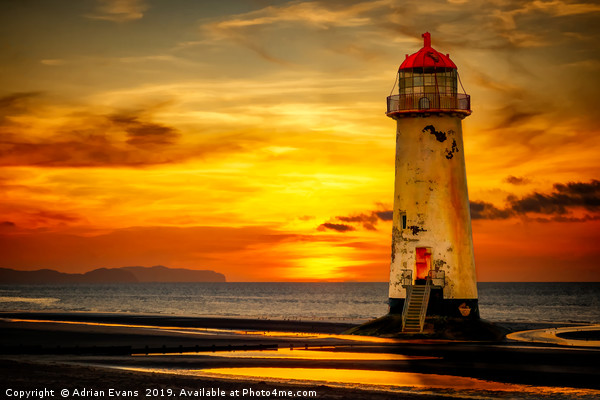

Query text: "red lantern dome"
[386, 32, 470, 117]
[399, 32, 457, 71]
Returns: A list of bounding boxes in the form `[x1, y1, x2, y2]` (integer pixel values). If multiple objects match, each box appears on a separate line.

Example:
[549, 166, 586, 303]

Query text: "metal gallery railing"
[387, 93, 470, 114]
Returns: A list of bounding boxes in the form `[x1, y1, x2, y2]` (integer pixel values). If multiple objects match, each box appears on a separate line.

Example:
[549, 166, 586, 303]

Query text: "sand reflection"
[4, 318, 245, 335]
[200, 367, 518, 389]
[135, 347, 438, 360]
[3, 318, 409, 343]
[117, 366, 600, 398]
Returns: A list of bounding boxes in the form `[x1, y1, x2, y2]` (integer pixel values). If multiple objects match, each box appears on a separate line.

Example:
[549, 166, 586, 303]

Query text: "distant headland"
[0, 265, 226, 284]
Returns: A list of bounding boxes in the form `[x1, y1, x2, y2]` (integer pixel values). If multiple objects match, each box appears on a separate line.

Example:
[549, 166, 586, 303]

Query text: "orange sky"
[1, 0, 599, 281]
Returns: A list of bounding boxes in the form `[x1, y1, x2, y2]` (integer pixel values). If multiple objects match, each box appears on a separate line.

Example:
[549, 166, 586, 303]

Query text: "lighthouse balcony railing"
[387, 93, 470, 114]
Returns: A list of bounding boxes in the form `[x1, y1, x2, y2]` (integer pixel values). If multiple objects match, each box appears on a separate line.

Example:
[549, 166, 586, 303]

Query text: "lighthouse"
[387, 32, 478, 332]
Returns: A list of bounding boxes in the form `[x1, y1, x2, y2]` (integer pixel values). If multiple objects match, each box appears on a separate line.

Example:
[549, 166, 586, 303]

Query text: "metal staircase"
[401, 282, 431, 333]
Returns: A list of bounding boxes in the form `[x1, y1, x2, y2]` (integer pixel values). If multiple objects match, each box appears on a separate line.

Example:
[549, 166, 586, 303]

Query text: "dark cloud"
[555, 181, 600, 197]
[0, 92, 265, 168]
[0, 92, 41, 123]
[319, 208, 393, 232]
[375, 210, 393, 221]
[110, 114, 180, 148]
[532, 215, 600, 223]
[472, 180, 600, 222]
[31, 211, 81, 224]
[492, 104, 545, 130]
[0, 93, 185, 167]
[0, 134, 178, 167]
[508, 180, 600, 215]
[507, 192, 566, 215]
[0, 221, 17, 234]
[470, 201, 513, 220]
[505, 175, 530, 185]
[337, 213, 378, 231]
[323, 182, 599, 227]
[10, 208, 84, 230]
[317, 223, 356, 232]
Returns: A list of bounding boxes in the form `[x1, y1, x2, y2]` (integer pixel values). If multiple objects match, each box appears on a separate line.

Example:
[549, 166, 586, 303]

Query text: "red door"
[416, 247, 431, 280]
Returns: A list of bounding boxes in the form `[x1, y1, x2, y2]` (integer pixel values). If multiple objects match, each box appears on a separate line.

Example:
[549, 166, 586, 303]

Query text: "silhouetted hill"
[0, 266, 225, 284]
[0, 268, 85, 284]
[121, 265, 225, 282]
[82, 268, 138, 283]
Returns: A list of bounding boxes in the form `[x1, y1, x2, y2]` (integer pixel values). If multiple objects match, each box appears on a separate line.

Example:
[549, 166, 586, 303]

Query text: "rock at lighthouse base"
[344, 314, 509, 341]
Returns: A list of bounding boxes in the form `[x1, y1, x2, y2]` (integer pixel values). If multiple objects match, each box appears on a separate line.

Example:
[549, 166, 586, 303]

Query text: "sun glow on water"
[115, 366, 600, 399]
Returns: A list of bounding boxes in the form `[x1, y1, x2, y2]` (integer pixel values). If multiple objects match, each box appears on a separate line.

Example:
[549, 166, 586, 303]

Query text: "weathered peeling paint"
[445, 139, 459, 159]
[407, 225, 426, 235]
[422, 125, 448, 142]
[388, 114, 478, 302]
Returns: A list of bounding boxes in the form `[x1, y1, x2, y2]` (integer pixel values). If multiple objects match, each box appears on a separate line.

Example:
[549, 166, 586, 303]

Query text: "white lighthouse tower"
[387, 32, 478, 332]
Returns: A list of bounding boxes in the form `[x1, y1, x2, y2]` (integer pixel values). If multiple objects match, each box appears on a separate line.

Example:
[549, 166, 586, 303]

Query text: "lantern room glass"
[399, 68, 457, 96]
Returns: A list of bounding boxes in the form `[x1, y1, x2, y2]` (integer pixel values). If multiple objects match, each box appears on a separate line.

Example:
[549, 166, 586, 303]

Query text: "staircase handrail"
[401, 285, 413, 331]
[419, 280, 432, 332]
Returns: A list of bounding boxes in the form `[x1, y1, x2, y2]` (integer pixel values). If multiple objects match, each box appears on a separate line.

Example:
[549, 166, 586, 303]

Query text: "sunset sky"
[1, 0, 599, 282]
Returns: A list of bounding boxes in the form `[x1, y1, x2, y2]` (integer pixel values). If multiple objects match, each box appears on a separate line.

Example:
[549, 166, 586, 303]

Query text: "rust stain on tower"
[386, 33, 478, 333]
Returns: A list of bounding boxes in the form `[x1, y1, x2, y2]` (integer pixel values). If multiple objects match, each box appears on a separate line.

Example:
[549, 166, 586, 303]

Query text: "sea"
[0, 282, 599, 324]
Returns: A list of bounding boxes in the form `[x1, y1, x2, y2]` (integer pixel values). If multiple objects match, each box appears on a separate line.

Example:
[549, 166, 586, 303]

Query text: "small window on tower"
[401, 213, 407, 229]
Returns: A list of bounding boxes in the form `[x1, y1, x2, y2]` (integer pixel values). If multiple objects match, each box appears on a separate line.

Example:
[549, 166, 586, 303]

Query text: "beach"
[1, 312, 600, 400]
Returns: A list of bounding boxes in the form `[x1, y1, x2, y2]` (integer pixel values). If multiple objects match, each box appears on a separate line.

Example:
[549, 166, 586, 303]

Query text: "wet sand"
[1, 312, 599, 399]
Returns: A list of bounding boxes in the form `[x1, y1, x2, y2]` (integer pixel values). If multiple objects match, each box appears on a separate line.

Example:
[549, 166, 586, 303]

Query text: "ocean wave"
[0, 296, 59, 305]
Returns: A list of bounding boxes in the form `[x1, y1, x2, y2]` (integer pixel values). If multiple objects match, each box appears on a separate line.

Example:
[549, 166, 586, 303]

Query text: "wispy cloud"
[202, 0, 393, 64]
[40, 59, 67, 66]
[86, 0, 147, 22]
[517, 0, 600, 18]
[0, 93, 251, 167]
[0, 198, 86, 231]
[210, 1, 388, 30]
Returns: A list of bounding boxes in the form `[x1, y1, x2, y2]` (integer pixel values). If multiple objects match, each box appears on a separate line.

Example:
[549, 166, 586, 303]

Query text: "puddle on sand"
[3, 318, 243, 335]
[133, 347, 439, 361]
[234, 330, 405, 343]
[507, 325, 600, 348]
[5, 318, 424, 347]
[115, 366, 600, 399]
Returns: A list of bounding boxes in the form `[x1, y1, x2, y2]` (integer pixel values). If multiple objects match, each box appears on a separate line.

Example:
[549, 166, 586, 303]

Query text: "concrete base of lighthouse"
[344, 310, 505, 340]
[389, 294, 480, 319]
